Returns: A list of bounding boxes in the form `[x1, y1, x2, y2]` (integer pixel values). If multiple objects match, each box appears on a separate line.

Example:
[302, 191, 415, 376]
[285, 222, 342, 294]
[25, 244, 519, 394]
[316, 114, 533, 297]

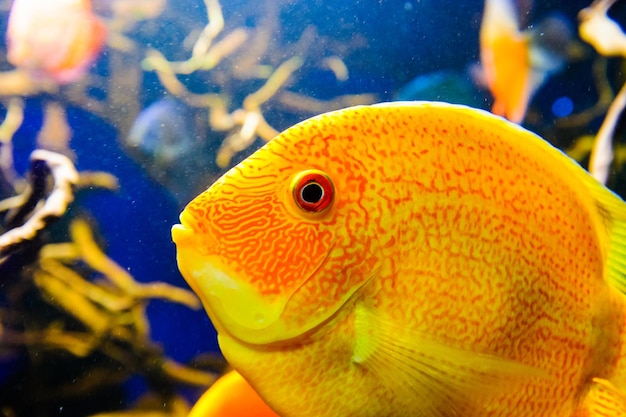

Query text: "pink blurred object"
[6, 0, 107, 84]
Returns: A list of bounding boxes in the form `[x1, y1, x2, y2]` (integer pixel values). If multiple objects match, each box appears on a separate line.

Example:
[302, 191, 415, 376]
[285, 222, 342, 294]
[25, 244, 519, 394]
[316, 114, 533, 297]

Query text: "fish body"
[6, 0, 106, 83]
[173, 102, 626, 416]
[188, 370, 279, 417]
[479, 0, 569, 123]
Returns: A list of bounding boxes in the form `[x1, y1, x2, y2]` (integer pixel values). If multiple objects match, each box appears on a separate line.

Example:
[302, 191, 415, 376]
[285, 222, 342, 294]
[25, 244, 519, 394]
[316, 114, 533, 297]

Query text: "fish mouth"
[171, 210, 198, 247]
[172, 212, 352, 346]
[179, 255, 291, 345]
[172, 214, 290, 345]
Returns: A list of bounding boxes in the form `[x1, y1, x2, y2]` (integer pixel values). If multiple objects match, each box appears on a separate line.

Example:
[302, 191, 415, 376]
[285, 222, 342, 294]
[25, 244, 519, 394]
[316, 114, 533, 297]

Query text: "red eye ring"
[291, 170, 334, 213]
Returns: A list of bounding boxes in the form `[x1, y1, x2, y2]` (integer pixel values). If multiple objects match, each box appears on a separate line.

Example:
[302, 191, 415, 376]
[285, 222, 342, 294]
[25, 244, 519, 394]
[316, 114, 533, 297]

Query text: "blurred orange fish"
[479, 0, 570, 123]
[6, 0, 107, 84]
[189, 370, 279, 417]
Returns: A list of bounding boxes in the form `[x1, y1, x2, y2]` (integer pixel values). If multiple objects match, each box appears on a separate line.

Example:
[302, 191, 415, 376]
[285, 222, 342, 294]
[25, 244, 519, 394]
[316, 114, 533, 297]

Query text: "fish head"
[172, 109, 381, 346]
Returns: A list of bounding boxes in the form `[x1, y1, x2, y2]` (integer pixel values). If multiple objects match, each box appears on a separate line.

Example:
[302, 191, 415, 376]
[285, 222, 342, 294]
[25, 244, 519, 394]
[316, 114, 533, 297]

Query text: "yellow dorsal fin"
[352, 305, 545, 417]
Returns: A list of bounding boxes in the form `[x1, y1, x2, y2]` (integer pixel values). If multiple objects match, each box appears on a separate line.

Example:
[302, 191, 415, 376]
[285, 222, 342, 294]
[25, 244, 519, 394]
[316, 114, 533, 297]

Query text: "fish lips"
[172, 218, 291, 345]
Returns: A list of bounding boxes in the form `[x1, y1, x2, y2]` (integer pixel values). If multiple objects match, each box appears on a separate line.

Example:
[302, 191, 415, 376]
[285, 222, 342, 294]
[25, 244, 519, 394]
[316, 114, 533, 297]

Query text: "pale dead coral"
[577, 0, 626, 184]
[589, 81, 626, 184]
[0, 150, 79, 259]
[579, 0, 626, 56]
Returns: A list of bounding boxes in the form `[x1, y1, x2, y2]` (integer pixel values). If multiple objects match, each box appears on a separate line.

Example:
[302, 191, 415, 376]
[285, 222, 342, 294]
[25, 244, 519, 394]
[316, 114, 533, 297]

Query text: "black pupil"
[301, 182, 323, 203]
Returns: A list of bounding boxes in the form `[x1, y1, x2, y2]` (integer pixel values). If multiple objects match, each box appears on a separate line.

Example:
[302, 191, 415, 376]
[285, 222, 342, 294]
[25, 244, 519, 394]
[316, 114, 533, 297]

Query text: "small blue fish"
[125, 98, 218, 203]
[126, 98, 197, 167]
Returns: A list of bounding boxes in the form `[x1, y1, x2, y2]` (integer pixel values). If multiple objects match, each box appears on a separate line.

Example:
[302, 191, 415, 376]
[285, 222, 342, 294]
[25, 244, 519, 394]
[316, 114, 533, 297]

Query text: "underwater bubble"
[551, 96, 574, 118]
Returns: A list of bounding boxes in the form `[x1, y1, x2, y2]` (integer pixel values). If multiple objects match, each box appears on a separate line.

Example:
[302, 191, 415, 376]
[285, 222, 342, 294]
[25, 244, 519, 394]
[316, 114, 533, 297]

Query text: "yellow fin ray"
[578, 171, 626, 294]
[607, 222, 626, 294]
[581, 378, 626, 417]
[352, 305, 544, 416]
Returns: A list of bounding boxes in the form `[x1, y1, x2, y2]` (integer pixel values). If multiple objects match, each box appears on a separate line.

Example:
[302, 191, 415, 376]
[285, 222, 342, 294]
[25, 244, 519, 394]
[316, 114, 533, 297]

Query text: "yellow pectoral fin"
[352, 305, 545, 417]
[580, 378, 626, 417]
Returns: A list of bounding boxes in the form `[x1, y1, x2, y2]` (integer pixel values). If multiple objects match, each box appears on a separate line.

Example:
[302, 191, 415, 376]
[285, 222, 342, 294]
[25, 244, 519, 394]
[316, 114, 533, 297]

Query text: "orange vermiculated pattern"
[175, 102, 626, 417]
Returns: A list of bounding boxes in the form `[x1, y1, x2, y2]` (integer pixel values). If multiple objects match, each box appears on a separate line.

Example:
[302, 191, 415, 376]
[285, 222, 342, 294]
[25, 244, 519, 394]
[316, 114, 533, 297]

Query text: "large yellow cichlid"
[172, 102, 626, 417]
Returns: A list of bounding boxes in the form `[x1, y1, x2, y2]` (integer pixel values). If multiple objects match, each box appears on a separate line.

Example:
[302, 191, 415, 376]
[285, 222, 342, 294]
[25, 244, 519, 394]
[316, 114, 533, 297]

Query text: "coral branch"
[0, 150, 78, 258]
[243, 57, 304, 110]
[589, 81, 626, 184]
[0, 98, 25, 192]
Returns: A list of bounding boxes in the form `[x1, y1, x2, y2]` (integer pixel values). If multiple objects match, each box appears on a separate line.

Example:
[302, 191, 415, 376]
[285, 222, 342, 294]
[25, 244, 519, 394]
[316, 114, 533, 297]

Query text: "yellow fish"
[188, 370, 279, 417]
[173, 102, 626, 417]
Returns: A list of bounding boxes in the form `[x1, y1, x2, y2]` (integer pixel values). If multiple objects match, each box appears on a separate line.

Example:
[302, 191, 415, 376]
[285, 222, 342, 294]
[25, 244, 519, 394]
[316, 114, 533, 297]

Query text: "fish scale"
[173, 102, 626, 416]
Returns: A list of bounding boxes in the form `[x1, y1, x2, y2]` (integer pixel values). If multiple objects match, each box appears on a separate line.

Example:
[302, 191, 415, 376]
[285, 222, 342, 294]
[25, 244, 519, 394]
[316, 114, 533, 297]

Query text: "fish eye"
[291, 170, 334, 213]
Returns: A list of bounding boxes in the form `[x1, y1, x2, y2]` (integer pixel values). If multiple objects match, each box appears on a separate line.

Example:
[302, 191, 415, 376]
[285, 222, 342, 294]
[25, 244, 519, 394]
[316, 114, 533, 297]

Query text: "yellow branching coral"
[145, 49, 304, 168]
[0, 69, 58, 98]
[277, 91, 379, 115]
[36, 218, 201, 347]
[76, 171, 120, 191]
[0, 98, 25, 191]
[142, 0, 241, 75]
[0, 97, 24, 144]
[142, 0, 377, 171]
[0, 132, 215, 415]
[215, 56, 304, 168]
[321, 56, 349, 82]
[69, 218, 200, 310]
[2, 215, 216, 414]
